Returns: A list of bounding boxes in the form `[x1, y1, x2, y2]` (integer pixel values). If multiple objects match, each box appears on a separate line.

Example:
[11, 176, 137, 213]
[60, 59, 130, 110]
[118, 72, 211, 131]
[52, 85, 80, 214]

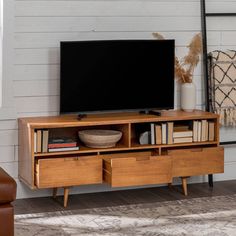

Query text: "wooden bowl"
[78, 129, 122, 148]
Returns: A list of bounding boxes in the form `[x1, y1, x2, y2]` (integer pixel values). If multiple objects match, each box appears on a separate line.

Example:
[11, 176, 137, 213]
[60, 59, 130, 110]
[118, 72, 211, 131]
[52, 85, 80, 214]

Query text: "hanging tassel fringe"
[215, 108, 236, 126]
[208, 50, 236, 127]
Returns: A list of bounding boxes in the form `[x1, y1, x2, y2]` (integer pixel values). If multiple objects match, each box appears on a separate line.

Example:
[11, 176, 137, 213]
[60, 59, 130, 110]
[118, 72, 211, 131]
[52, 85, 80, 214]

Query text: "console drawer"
[35, 155, 102, 188]
[168, 147, 224, 177]
[103, 153, 172, 187]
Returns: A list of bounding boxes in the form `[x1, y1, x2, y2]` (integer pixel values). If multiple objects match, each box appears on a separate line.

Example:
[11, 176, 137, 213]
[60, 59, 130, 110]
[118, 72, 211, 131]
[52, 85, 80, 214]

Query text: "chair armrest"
[0, 168, 17, 204]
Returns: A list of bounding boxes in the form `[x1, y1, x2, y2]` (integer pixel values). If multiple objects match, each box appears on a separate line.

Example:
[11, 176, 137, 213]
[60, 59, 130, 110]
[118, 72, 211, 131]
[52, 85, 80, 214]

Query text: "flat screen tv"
[60, 40, 175, 114]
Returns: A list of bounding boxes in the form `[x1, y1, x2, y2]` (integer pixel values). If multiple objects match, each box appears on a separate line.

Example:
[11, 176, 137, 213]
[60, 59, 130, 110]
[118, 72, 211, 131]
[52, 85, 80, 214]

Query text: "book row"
[34, 129, 79, 153]
[34, 119, 215, 152]
[150, 120, 215, 145]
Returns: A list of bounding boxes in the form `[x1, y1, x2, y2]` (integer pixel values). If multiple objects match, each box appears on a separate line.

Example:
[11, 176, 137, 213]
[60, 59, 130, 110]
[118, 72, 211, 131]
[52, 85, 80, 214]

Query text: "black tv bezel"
[60, 39, 175, 115]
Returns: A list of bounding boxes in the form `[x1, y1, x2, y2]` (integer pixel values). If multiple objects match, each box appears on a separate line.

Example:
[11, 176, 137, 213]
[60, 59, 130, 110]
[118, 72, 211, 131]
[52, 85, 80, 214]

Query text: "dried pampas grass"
[153, 32, 202, 83]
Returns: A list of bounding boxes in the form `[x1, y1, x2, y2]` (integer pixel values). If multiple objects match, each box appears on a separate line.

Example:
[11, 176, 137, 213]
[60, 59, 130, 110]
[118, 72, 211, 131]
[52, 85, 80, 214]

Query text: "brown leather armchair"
[0, 167, 17, 236]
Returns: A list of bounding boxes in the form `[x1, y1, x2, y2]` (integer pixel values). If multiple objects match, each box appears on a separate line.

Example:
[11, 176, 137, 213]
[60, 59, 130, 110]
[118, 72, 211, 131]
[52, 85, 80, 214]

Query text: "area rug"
[15, 194, 236, 236]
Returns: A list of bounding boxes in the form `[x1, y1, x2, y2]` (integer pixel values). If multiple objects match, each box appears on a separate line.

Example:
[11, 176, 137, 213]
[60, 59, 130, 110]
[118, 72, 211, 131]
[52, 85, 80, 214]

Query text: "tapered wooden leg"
[52, 188, 57, 199]
[181, 177, 188, 196]
[64, 187, 70, 208]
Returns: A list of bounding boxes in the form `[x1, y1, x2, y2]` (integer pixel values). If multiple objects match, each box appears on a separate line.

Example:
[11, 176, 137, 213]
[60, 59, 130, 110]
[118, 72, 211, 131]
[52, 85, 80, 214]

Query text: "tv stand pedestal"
[18, 110, 224, 207]
[77, 114, 87, 120]
[139, 110, 162, 116]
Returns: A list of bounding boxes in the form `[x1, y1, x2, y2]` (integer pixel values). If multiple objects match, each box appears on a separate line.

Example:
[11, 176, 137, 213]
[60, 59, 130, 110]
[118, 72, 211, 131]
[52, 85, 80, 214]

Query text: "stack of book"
[173, 125, 193, 144]
[34, 130, 80, 153]
[48, 137, 79, 152]
[149, 120, 215, 145]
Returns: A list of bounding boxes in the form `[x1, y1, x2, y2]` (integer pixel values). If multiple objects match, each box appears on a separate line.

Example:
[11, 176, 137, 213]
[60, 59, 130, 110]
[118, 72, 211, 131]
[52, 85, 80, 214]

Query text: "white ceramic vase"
[180, 82, 196, 112]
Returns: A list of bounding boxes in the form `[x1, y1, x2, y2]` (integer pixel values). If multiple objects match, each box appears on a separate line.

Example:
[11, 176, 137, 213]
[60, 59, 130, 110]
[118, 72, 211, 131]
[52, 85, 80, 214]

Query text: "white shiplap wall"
[1, 0, 236, 199]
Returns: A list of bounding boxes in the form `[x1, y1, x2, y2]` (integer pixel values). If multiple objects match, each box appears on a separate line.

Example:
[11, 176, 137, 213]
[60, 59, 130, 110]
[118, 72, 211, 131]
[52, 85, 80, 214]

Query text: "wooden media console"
[18, 110, 224, 207]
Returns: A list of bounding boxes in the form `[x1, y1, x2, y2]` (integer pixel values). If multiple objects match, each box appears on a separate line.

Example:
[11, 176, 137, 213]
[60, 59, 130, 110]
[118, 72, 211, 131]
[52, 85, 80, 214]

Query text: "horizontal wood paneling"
[14, 31, 221, 49]
[206, 2, 236, 12]
[0, 146, 15, 162]
[0, 162, 18, 178]
[207, 18, 236, 31]
[221, 32, 236, 45]
[214, 162, 236, 182]
[15, 17, 201, 33]
[0, 120, 17, 130]
[15, 96, 59, 113]
[0, 108, 17, 120]
[15, 48, 59, 65]
[220, 127, 236, 143]
[0, 130, 18, 146]
[14, 146, 18, 161]
[16, 111, 59, 117]
[14, 65, 59, 81]
[14, 80, 59, 96]
[15, 1, 200, 17]
[223, 147, 236, 163]
[1, 0, 234, 199]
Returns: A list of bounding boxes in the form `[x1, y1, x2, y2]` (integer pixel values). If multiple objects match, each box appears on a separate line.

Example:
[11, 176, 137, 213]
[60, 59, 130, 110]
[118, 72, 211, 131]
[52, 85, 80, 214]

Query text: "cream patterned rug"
[15, 194, 236, 236]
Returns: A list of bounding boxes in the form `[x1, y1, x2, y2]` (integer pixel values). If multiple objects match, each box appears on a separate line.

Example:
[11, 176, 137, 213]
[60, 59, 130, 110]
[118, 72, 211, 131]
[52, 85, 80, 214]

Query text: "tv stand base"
[18, 110, 224, 208]
[139, 110, 162, 116]
[77, 114, 87, 120]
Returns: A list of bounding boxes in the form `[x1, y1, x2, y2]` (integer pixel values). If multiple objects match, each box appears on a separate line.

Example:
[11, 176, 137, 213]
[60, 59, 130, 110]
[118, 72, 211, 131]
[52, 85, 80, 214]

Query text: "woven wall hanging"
[208, 50, 236, 126]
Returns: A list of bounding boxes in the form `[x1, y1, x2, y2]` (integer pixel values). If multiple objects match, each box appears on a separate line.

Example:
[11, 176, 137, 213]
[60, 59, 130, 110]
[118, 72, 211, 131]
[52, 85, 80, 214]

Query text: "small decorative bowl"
[78, 129, 122, 148]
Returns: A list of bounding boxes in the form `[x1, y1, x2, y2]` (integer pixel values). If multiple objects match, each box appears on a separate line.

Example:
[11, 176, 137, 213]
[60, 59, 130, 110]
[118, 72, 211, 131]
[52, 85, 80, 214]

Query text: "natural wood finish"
[103, 151, 156, 175]
[18, 109, 224, 206]
[18, 119, 34, 188]
[35, 156, 102, 188]
[33, 141, 219, 157]
[103, 150, 157, 160]
[181, 177, 188, 196]
[103, 152, 172, 187]
[52, 188, 57, 199]
[18, 110, 218, 129]
[216, 116, 220, 144]
[34, 143, 129, 156]
[131, 140, 218, 148]
[112, 124, 130, 147]
[64, 187, 69, 208]
[168, 147, 224, 177]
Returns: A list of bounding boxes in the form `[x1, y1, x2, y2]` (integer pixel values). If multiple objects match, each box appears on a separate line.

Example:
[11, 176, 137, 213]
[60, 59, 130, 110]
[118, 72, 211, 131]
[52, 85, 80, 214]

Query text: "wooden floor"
[14, 180, 236, 215]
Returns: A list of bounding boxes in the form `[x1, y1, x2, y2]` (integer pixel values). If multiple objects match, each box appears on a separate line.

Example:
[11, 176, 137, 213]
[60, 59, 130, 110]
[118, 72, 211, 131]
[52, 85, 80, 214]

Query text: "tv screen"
[60, 40, 175, 114]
